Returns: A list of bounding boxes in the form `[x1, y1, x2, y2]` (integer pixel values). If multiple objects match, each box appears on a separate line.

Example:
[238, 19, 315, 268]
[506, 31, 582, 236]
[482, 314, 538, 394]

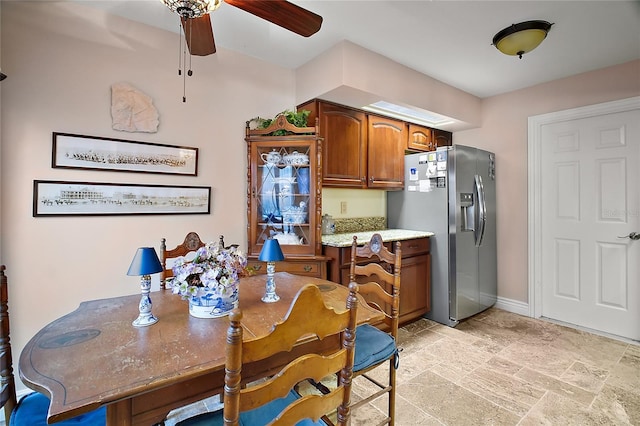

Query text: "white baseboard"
[494, 296, 529, 317]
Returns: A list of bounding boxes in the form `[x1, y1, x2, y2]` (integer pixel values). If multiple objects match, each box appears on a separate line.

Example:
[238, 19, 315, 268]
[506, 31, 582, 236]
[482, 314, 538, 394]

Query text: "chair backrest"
[223, 283, 359, 426]
[160, 232, 206, 290]
[349, 234, 401, 338]
[0, 265, 17, 425]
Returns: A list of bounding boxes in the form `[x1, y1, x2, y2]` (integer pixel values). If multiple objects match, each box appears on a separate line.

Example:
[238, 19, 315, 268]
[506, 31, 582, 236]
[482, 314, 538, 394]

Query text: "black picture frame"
[33, 180, 211, 217]
[52, 133, 198, 176]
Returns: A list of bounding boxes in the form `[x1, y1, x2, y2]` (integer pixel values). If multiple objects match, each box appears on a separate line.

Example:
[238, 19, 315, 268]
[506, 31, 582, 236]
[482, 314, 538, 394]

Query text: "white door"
[537, 104, 639, 341]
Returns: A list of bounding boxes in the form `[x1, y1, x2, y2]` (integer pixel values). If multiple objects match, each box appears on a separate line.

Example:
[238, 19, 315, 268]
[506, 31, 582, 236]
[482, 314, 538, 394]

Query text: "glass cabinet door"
[251, 140, 316, 255]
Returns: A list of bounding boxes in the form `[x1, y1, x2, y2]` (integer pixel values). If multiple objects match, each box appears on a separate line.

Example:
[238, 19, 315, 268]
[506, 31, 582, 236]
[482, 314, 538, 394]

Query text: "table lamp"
[127, 247, 163, 327]
[258, 238, 285, 303]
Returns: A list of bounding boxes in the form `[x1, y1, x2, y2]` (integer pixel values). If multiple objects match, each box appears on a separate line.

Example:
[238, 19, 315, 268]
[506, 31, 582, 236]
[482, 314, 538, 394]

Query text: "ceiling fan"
[161, 0, 324, 56]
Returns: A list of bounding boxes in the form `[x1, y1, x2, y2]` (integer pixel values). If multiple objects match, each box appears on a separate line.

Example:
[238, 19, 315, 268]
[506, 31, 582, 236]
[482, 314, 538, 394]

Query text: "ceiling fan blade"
[181, 15, 216, 56]
[224, 0, 322, 37]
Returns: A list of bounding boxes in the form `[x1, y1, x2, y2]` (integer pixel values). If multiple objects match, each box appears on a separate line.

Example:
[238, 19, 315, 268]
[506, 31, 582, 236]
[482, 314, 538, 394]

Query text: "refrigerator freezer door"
[449, 145, 481, 322]
[476, 149, 497, 311]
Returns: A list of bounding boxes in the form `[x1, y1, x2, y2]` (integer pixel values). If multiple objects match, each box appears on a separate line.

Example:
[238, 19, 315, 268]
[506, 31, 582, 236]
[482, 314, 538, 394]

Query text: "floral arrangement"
[169, 241, 248, 299]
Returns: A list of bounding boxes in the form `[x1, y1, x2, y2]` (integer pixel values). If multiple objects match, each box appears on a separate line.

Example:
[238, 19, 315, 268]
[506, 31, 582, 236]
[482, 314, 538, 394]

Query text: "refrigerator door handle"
[474, 174, 487, 247]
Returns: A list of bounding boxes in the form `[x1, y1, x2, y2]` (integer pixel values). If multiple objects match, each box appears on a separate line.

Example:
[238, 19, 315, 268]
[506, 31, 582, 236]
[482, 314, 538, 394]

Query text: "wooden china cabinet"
[245, 115, 328, 278]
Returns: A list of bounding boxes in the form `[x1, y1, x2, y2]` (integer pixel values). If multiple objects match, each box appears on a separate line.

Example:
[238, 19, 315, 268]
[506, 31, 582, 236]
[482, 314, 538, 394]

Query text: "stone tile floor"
[164, 308, 639, 425]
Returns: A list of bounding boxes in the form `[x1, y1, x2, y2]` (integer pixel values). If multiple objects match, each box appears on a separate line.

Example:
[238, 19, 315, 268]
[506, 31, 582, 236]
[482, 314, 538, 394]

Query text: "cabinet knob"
[303, 265, 312, 272]
[253, 264, 262, 271]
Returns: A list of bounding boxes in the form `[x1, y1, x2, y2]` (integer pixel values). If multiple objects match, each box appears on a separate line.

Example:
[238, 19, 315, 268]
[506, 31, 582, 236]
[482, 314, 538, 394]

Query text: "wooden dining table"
[19, 272, 382, 425]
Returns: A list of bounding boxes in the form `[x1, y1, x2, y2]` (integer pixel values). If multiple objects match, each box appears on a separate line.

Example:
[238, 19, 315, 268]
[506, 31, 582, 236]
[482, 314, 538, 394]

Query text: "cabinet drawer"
[280, 261, 322, 275]
[397, 238, 430, 257]
[248, 259, 326, 279]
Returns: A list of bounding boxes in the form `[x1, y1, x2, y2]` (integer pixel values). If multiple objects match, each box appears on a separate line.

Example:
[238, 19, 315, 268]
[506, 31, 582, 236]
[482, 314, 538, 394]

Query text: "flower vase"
[189, 281, 239, 318]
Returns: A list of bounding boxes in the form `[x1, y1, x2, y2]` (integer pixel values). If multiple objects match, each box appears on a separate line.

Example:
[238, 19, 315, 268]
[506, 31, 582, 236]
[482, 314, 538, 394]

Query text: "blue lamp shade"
[259, 239, 285, 262]
[127, 247, 163, 276]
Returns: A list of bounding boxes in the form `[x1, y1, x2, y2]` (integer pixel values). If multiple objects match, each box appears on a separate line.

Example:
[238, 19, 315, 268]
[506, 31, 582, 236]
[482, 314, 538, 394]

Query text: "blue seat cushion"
[10, 392, 106, 425]
[354, 324, 398, 372]
[177, 389, 326, 426]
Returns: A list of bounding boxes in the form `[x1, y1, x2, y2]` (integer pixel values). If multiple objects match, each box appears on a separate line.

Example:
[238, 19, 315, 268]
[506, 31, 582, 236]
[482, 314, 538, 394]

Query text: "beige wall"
[1, 2, 295, 393]
[296, 40, 482, 132]
[2, 0, 639, 397]
[322, 188, 387, 219]
[455, 60, 640, 302]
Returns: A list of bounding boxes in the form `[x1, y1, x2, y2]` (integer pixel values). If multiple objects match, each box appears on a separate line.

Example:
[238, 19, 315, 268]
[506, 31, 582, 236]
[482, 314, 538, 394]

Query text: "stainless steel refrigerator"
[387, 145, 497, 327]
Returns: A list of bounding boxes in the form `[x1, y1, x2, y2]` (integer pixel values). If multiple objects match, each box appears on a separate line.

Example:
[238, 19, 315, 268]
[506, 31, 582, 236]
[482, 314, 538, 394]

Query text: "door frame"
[527, 96, 640, 318]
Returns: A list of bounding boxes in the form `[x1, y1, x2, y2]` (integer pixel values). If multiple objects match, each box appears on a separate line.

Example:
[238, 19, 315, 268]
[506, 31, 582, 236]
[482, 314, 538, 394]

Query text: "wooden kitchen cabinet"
[245, 115, 327, 277]
[433, 128, 453, 147]
[398, 238, 431, 320]
[367, 114, 406, 189]
[297, 100, 368, 188]
[299, 99, 453, 189]
[407, 123, 435, 152]
[323, 237, 431, 325]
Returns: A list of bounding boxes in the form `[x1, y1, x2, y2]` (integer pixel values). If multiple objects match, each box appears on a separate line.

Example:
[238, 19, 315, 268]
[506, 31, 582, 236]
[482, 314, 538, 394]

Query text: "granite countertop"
[321, 229, 434, 248]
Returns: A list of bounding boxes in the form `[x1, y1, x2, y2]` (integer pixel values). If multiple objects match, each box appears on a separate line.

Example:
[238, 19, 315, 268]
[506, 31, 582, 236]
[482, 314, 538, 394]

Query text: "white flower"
[169, 241, 248, 299]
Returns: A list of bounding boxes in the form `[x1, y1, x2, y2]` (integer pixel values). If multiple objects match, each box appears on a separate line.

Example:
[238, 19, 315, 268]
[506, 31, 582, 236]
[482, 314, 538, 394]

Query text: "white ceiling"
[78, 0, 639, 99]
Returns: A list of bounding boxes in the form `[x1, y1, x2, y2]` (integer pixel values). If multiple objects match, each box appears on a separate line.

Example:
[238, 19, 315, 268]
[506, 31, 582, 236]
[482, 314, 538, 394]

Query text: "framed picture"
[33, 180, 211, 217]
[52, 133, 198, 176]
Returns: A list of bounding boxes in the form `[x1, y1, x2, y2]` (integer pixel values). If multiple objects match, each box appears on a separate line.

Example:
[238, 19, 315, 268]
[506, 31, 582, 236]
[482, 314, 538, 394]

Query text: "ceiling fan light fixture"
[161, 0, 221, 18]
[492, 20, 553, 59]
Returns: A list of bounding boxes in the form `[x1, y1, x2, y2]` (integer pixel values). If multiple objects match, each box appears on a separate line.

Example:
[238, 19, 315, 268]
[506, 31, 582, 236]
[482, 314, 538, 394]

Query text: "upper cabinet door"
[433, 128, 453, 147]
[318, 102, 368, 187]
[367, 115, 406, 189]
[407, 124, 435, 152]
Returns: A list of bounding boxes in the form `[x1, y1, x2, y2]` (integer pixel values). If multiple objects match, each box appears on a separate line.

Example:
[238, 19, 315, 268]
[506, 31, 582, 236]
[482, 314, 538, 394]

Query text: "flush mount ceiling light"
[492, 20, 553, 59]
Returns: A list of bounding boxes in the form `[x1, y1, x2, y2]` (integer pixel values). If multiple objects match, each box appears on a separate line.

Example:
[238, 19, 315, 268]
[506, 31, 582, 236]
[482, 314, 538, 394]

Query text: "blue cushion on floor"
[9, 392, 106, 426]
[354, 323, 398, 372]
[176, 389, 326, 426]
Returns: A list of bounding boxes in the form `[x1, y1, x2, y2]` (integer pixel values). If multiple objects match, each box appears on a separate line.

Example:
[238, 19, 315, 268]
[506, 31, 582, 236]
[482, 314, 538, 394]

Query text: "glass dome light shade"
[493, 20, 553, 59]
[161, 0, 222, 19]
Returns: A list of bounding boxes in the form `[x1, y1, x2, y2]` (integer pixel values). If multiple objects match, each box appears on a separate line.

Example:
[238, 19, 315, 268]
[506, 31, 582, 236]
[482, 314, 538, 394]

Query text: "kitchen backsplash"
[334, 216, 387, 234]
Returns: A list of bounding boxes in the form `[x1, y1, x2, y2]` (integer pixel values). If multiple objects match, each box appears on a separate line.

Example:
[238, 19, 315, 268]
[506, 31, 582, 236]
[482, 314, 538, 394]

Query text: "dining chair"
[349, 233, 401, 426]
[176, 282, 360, 426]
[0, 265, 106, 425]
[160, 232, 206, 290]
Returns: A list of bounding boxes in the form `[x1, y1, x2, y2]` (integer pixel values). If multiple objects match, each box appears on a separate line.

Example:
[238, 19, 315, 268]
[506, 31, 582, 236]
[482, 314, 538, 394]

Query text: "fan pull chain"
[175, 17, 195, 103]
[183, 38, 188, 103]
[185, 19, 194, 103]
[178, 20, 183, 77]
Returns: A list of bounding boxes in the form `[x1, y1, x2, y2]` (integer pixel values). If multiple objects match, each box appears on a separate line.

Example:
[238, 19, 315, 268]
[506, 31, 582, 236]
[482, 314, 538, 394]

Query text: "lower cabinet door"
[398, 254, 430, 324]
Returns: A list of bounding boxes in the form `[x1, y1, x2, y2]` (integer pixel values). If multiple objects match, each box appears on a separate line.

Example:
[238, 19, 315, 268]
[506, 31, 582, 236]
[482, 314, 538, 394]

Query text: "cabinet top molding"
[246, 114, 318, 137]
